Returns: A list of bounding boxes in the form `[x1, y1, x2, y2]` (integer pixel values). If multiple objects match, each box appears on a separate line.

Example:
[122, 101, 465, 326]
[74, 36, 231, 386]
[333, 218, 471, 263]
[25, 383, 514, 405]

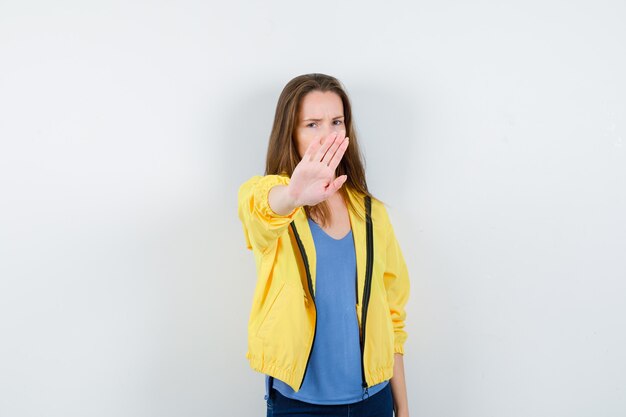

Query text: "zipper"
[290, 221, 317, 391]
[359, 195, 374, 400]
[291, 195, 373, 397]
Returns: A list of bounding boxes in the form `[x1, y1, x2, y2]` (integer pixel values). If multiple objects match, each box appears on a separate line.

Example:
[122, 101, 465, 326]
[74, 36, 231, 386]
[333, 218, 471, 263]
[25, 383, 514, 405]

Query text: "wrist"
[286, 184, 301, 208]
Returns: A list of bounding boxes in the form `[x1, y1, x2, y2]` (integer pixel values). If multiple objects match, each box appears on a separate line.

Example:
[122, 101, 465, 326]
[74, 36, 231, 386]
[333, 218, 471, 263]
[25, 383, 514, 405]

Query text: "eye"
[306, 122, 317, 128]
[333, 120, 344, 125]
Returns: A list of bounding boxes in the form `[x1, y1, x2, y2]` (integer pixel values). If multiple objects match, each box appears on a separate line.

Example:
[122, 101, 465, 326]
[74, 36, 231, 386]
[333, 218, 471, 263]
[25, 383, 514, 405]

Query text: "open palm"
[289, 131, 350, 207]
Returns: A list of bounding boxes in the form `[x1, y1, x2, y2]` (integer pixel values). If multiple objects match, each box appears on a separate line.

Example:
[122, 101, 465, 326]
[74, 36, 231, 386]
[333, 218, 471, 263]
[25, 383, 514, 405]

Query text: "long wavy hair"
[264, 73, 380, 226]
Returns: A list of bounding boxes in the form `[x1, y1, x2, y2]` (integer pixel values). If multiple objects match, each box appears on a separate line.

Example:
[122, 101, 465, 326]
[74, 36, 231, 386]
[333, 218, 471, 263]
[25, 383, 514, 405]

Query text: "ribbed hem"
[246, 351, 303, 392]
[247, 350, 395, 392]
[365, 364, 394, 387]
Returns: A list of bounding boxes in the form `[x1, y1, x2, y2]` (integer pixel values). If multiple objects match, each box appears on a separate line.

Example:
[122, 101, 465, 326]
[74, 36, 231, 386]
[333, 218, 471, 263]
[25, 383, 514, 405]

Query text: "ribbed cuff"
[253, 174, 298, 219]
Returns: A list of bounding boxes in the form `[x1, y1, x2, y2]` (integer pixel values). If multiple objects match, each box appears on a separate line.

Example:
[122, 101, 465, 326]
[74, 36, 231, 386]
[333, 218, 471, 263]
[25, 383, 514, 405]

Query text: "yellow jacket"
[237, 174, 410, 394]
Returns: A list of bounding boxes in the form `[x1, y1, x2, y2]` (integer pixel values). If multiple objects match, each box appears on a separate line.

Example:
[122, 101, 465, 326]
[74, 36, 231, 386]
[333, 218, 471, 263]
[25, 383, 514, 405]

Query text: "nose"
[319, 124, 344, 143]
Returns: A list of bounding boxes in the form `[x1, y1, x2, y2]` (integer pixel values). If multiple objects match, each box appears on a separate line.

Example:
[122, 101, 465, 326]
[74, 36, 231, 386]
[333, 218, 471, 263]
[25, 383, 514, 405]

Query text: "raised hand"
[288, 131, 349, 207]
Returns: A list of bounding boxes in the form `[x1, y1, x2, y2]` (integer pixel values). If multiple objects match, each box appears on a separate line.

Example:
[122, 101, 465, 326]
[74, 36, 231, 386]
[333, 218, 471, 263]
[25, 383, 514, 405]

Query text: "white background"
[1, 1, 625, 416]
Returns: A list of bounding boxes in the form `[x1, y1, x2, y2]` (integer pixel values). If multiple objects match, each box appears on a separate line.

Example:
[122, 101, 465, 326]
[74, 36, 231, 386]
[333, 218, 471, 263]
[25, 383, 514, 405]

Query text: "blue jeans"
[266, 382, 394, 417]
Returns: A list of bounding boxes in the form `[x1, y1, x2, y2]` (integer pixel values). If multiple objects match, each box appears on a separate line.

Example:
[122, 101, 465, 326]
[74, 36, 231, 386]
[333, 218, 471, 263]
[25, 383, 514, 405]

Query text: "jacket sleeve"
[237, 174, 299, 254]
[383, 216, 411, 355]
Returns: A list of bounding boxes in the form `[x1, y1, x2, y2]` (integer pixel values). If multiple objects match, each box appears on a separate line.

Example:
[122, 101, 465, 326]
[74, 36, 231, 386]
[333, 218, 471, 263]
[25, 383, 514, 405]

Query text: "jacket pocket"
[257, 282, 309, 344]
[256, 281, 285, 337]
[374, 286, 395, 365]
[375, 281, 394, 331]
[256, 281, 311, 370]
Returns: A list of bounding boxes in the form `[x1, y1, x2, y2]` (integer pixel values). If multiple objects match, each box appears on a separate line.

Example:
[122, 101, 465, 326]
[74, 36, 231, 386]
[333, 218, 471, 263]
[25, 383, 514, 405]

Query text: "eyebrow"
[302, 116, 345, 122]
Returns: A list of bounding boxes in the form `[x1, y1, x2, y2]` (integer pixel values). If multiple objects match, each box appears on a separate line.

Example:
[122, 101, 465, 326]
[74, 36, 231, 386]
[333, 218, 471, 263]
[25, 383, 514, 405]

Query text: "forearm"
[268, 184, 299, 215]
[238, 175, 300, 253]
[390, 353, 409, 416]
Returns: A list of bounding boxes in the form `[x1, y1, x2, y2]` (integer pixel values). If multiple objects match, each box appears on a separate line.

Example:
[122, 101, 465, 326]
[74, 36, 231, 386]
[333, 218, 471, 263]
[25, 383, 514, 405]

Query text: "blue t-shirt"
[265, 217, 389, 404]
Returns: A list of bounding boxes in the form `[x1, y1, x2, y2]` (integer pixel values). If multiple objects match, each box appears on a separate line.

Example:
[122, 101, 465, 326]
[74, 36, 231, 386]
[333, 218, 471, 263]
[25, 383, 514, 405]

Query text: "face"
[294, 90, 346, 159]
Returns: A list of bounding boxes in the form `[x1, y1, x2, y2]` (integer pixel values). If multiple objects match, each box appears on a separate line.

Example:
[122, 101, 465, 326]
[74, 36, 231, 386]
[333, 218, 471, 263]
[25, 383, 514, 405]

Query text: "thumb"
[333, 175, 347, 190]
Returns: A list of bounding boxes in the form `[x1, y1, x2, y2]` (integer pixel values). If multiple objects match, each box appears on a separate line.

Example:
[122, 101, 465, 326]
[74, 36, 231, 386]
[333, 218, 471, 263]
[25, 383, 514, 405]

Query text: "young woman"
[238, 73, 411, 417]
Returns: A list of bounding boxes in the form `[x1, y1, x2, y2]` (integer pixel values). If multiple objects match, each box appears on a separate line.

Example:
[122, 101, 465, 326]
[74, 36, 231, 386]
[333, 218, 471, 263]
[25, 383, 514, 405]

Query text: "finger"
[335, 174, 347, 189]
[321, 131, 346, 165]
[327, 137, 349, 170]
[315, 132, 339, 162]
[303, 135, 322, 161]
[327, 175, 347, 196]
